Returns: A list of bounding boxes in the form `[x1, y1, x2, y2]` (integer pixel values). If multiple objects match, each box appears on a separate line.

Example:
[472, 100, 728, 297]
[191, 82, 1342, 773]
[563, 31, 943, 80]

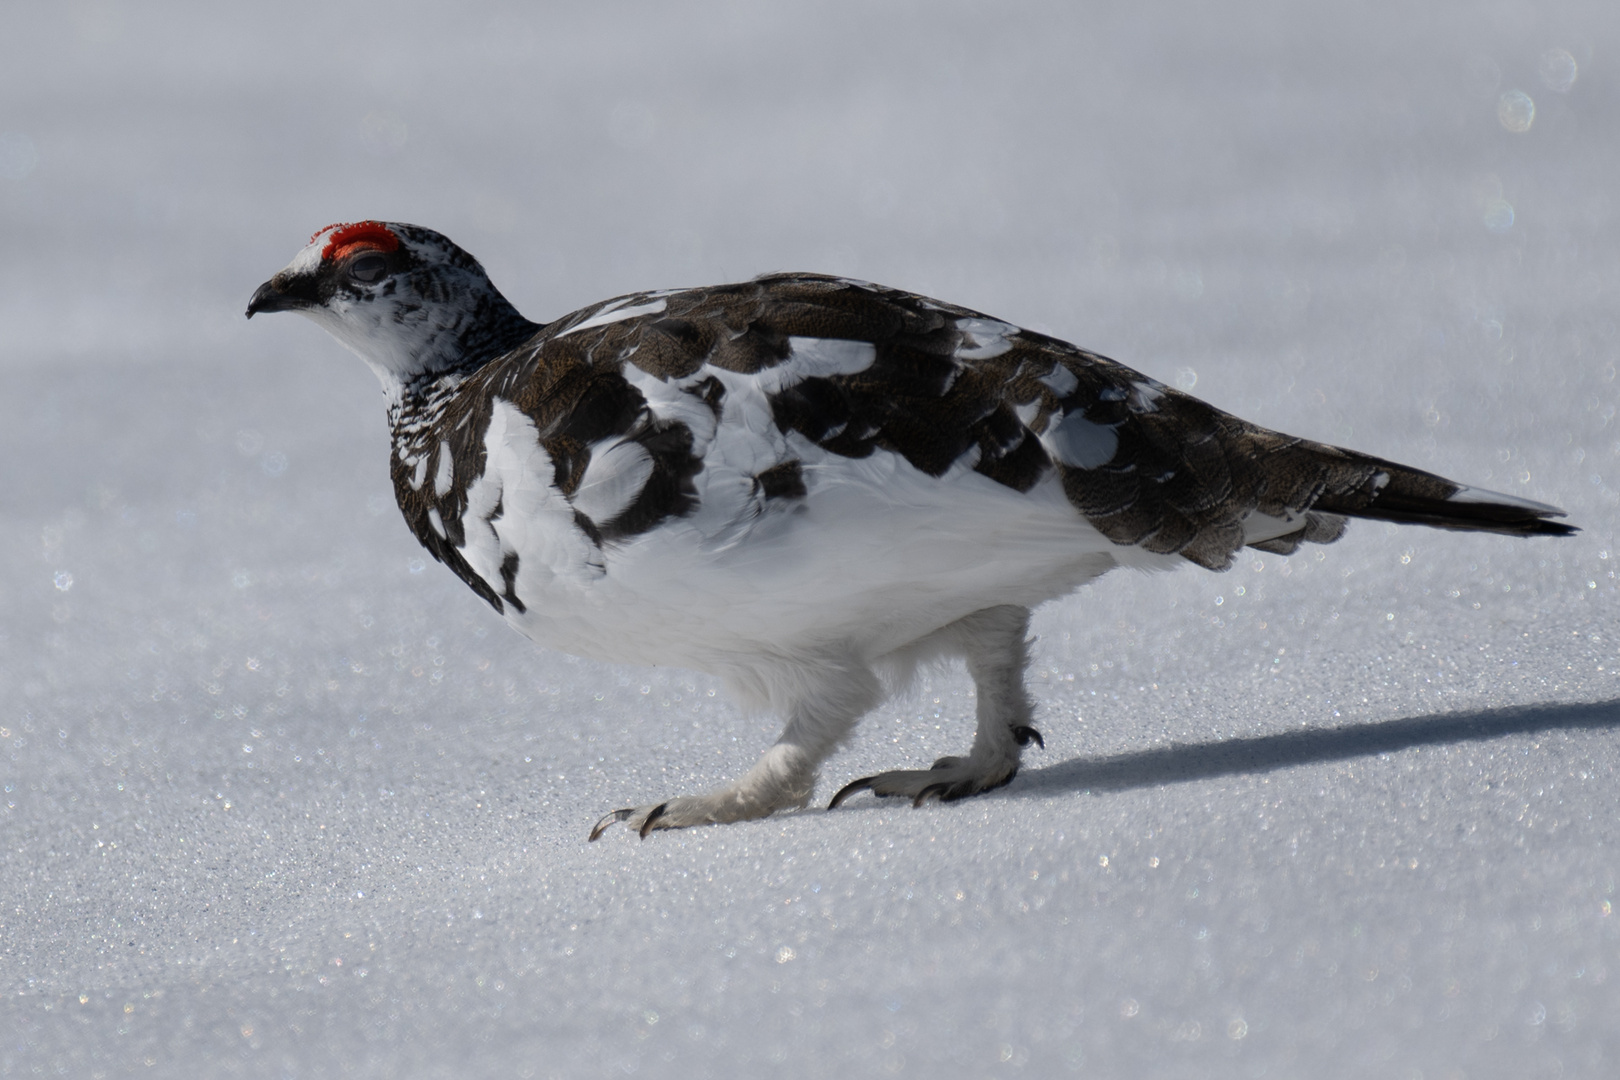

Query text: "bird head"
[246, 221, 537, 392]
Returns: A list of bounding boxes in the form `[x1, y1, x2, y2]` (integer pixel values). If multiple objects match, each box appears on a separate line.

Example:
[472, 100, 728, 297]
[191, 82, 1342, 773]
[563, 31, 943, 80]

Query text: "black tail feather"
[1307, 450, 1576, 538]
[1333, 490, 1576, 536]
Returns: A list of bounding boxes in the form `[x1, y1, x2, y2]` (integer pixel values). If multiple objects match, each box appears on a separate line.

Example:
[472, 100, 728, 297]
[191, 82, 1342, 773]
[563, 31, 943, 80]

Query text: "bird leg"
[589, 657, 882, 839]
[829, 605, 1040, 809]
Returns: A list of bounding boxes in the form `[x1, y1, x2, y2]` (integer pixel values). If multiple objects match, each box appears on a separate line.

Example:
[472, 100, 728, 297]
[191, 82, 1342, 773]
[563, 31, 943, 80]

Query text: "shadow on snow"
[1012, 697, 1620, 797]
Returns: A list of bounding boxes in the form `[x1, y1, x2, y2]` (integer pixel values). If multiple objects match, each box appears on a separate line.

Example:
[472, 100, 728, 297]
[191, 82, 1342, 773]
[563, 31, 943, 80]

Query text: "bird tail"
[1244, 438, 1576, 558]
[1319, 455, 1572, 537]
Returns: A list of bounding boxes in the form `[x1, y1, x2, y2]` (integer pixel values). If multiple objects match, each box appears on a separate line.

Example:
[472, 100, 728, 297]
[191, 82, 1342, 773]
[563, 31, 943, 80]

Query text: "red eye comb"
[312, 221, 401, 262]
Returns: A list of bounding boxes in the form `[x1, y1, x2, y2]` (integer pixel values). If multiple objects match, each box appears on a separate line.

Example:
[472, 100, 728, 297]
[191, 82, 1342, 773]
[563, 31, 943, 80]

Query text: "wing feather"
[427, 273, 1567, 576]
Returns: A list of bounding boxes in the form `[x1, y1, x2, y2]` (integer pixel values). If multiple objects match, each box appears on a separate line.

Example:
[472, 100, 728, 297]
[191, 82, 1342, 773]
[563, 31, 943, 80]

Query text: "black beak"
[245, 276, 316, 318]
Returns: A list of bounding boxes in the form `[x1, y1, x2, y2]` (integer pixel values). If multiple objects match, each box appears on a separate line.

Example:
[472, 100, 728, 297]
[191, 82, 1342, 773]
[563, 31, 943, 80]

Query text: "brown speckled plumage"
[383, 272, 1570, 615]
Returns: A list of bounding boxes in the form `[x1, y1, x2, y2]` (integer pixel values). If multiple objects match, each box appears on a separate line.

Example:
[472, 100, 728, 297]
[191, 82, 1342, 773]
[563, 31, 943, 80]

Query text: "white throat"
[300, 296, 471, 398]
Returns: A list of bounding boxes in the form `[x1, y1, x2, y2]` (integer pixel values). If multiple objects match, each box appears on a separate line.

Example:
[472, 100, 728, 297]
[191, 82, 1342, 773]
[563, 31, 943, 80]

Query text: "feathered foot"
[588, 785, 797, 841]
[828, 726, 1042, 809]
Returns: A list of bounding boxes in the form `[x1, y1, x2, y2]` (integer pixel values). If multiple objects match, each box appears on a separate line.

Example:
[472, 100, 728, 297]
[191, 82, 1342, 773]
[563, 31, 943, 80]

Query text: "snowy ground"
[4, 2, 1620, 1077]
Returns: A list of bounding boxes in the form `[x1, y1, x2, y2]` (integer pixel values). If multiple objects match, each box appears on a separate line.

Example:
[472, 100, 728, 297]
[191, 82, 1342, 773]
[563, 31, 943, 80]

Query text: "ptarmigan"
[247, 221, 1574, 839]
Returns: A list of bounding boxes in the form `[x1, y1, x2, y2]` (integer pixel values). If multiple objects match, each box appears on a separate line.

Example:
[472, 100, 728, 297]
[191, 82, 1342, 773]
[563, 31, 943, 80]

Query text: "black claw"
[1012, 725, 1045, 749]
[829, 777, 876, 809]
[985, 765, 1018, 794]
[638, 802, 669, 838]
[912, 782, 950, 808]
[588, 808, 636, 842]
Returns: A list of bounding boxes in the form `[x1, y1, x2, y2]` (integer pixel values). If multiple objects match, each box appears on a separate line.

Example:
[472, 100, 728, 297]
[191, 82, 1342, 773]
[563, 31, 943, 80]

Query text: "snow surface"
[4, 2, 1620, 1077]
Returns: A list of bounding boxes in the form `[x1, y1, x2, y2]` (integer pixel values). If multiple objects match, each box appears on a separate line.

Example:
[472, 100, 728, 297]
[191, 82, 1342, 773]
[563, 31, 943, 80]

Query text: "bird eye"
[349, 254, 388, 284]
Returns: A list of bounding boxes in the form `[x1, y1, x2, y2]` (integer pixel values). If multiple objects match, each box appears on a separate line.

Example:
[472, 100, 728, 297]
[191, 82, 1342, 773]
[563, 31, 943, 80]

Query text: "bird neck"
[371, 288, 540, 407]
[447, 289, 541, 375]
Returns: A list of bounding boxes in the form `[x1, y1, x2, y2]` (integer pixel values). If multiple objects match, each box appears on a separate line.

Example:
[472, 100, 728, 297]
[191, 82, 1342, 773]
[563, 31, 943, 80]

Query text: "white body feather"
[456, 345, 1180, 695]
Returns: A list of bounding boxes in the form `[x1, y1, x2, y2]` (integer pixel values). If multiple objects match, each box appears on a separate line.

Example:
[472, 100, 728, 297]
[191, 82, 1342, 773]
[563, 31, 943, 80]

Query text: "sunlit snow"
[2, 3, 1617, 1078]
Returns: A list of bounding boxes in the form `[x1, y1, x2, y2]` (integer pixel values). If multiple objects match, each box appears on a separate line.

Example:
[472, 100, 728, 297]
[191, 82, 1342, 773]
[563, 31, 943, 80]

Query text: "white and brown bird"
[247, 221, 1574, 839]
